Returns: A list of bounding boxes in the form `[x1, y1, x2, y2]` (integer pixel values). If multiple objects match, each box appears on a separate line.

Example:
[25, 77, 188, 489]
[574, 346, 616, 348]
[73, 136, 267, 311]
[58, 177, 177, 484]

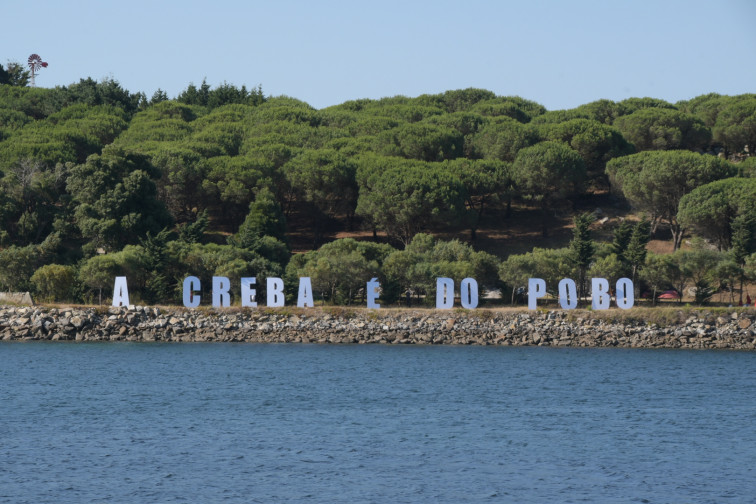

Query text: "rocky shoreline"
[2, 304, 756, 350]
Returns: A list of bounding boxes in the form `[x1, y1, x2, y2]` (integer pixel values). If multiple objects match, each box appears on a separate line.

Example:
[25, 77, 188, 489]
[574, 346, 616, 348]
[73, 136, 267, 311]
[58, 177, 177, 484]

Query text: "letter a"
[112, 276, 130, 307]
[297, 277, 314, 308]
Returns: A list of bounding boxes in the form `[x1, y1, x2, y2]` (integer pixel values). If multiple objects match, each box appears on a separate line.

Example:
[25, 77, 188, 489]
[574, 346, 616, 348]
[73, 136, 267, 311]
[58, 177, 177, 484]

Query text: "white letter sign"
[460, 278, 478, 309]
[267, 277, 285, 307]
[241, 277, 257, 307]
[183, 276, 201, 308]
[528, 278, 547, 310]
[212, 276, 231, 308]
[558, 278, 578, 310]
[616, 277, 634, 310]
[297, 277, 314, 308]
[591, 278, 611, 310]
[367, 278, 381, 309]
[112, 276, 130, 307]
[436, 278, 454, 309]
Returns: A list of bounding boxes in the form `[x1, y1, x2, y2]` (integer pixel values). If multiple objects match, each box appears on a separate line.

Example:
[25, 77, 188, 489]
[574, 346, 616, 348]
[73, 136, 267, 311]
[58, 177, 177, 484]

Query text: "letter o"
[616, 277, 635, 310]
[558, 278, 578, 309]
[460, 278, 478, 309]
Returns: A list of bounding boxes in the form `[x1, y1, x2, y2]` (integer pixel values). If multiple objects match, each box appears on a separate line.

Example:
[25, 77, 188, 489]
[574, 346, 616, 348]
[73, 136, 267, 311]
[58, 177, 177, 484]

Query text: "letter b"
[267, 277, 285, 307]
[591, 278, 611, 310]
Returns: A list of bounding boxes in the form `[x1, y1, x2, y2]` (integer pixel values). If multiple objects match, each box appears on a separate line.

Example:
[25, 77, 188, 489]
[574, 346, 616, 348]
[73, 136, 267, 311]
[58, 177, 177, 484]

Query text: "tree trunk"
[671, 223, 684, 251]
[651, 216, 660, 235]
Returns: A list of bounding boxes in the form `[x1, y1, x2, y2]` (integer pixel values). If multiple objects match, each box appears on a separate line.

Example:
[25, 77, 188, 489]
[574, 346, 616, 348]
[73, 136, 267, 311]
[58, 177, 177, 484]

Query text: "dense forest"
[1, 62, 755, 306]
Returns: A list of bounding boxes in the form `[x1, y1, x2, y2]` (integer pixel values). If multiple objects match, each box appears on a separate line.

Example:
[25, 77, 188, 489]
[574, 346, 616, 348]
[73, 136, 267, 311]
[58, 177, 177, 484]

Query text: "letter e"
[241, 277, 257, 307]
[366, 278, 380, 309]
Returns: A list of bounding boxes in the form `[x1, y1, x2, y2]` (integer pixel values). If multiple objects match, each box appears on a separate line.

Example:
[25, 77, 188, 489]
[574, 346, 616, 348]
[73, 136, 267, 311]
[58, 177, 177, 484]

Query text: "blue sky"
[3, 0, 754, 110]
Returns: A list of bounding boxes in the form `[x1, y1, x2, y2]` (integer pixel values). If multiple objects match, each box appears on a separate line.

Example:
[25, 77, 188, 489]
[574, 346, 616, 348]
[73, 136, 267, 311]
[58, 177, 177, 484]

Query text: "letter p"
[528, 278, 546, 310]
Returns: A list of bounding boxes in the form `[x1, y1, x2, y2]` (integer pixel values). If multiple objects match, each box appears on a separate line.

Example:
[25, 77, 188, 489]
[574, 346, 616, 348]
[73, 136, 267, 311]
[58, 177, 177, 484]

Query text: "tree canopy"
[677, 177, 756, 250]
[606, 150, 736, 249]
[511, 141, 586, 237]
[2, 76, 755, 306]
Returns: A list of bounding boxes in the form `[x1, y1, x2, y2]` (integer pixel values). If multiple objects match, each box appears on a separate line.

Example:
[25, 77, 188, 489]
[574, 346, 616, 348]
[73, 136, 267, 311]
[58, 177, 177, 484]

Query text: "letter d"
[436, 278, 454, 309]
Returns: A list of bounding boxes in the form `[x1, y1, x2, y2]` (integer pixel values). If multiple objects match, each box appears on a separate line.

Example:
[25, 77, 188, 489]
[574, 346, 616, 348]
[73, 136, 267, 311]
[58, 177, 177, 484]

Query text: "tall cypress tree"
[139, 228, 172, 304]
[611, 219, 633, 264]
[625, 218, 652, 284]
[570, 212, 595, 304]
[731, 214, 756, 305]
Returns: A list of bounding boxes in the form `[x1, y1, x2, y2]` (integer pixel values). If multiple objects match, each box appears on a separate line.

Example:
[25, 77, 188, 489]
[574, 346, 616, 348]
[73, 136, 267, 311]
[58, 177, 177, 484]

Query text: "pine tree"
[178, 209, 209, 244]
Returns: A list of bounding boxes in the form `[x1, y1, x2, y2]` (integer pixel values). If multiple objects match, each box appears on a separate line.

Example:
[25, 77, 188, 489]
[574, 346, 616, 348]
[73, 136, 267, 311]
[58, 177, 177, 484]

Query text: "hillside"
[1, 78, 755, 306]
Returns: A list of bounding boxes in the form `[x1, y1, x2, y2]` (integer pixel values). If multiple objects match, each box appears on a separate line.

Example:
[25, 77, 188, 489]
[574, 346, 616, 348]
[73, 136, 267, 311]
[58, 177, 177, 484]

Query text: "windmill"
[27, 54, 48, 87]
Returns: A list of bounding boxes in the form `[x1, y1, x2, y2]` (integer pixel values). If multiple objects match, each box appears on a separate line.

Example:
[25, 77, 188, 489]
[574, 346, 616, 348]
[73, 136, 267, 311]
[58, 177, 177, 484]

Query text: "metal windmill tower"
[27, 54, 48, 87]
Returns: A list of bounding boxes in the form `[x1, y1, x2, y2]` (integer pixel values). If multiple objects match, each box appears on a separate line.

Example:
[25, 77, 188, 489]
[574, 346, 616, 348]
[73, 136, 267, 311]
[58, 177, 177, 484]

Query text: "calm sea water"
[1, 342, 755, 504]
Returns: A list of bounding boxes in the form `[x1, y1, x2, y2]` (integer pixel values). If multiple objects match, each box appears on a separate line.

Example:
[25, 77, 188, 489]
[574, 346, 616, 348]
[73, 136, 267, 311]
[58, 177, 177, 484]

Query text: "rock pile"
[1, 305, 755, 350]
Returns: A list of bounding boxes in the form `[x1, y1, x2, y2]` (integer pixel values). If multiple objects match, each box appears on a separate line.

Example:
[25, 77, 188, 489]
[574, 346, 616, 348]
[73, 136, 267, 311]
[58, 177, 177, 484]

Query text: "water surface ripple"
[1, 343, 754, 503]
